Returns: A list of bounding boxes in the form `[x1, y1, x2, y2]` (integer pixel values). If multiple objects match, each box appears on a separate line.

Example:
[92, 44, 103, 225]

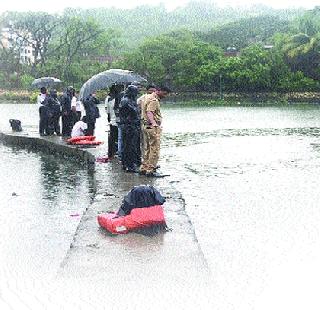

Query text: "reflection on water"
[39, 153, 97, 202]
[163, 127, 320, 148]
[0, 143, 95, 283]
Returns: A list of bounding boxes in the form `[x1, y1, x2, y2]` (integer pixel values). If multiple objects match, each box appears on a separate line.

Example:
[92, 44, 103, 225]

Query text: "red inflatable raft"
[97, 205, 166, 234]
[67, 135, 103, 146]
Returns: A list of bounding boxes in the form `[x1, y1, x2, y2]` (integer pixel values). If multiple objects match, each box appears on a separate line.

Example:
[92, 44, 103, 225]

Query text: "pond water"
[1, 102, 320, 309]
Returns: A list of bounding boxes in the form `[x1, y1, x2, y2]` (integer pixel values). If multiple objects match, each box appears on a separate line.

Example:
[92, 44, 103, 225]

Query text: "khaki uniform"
[140, 94, 162, 173]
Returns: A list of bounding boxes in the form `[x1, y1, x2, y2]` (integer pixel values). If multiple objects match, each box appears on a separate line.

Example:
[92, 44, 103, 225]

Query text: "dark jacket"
[60, 91, 72, 114]
[117, 185, 166, 216]
[47, 91, 61, 117]
[84, 95, 100, 123]
[119, 85, 140, 125]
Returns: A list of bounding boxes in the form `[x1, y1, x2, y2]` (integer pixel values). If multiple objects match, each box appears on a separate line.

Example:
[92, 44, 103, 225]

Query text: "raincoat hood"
[124, 85, 139, 100]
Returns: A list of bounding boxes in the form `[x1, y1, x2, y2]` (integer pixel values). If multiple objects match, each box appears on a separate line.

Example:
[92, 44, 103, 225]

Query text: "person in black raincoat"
[83, 92, 100, 136]
[60, 86, 74, 136]
[46, 89, 61, 135]
[117, 185, 166, 216]
[119, 85, 141, 172]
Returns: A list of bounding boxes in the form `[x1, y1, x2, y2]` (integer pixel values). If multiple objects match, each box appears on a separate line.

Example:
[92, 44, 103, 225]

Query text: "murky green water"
[1, 102, 320, 309]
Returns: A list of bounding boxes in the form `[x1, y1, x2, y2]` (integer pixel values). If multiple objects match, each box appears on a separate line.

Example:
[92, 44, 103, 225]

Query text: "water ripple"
[162, 127, 320, 148]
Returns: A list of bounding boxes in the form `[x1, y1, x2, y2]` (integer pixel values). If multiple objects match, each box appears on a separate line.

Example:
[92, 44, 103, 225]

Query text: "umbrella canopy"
[31, 77, 62, 89]
[79, 69, 147, 100]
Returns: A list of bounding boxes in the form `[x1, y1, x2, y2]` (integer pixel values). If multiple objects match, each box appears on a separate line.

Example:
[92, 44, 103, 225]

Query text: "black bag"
[9, 119, 22, 132]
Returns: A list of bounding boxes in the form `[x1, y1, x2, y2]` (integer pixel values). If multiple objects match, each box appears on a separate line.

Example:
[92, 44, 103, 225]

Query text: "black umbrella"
[31, 77, 62, 89]
[79, 69, 147, 100]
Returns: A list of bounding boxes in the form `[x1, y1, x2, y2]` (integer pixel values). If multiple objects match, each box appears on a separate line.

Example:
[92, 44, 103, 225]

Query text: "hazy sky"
[0, 0, 318, 13]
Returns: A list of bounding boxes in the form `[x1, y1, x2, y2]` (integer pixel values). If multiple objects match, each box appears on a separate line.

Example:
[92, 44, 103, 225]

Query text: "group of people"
[37, 82, 171, 177]
[37, 86, 100, 137]
[105, 84, 171, 177]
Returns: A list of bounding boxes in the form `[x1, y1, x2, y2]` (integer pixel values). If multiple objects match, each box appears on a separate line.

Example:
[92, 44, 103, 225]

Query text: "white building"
[1, 26, 36, 64]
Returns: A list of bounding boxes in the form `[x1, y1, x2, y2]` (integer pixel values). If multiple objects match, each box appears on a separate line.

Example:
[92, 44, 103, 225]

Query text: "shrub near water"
[0, 89, 37, 102]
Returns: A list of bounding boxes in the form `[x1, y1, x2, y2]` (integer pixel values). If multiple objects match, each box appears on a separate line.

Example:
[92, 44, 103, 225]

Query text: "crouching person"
[71, 116, 88, 138]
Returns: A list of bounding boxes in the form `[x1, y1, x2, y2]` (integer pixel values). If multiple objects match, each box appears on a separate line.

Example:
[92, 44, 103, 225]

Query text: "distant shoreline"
[1, 89, 320, 105]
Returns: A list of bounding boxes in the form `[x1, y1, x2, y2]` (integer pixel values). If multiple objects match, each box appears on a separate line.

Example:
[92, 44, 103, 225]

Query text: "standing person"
[105, 86, 118, 159]
[37, 87, 49, 136]
[119, 85, 141, 172]
[46, 89, 61, 135]
[139, 86, 171, 177]
[113, 85, 125, 160]
[71, 91, 82, 122]
[83, 92, 100, 136]
[137, 84, 157, 156]
[137, 84, 157, 113]
[60, 86, 74, 137]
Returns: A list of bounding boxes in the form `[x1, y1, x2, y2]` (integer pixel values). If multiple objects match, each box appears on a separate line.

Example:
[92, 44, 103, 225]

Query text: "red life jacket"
[67, 135, 103, 146]
[67, 135, 96, 143]
[97, 205, 166, 234]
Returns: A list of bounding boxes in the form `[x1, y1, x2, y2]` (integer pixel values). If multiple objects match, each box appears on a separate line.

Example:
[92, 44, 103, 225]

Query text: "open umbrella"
[79, 69, 147, 100]
[31, 77, 62, 89]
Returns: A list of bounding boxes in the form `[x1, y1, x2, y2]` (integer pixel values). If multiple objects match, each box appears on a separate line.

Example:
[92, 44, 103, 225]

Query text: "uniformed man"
[137, 84, 157, 154]
[139, 86, 171, 177]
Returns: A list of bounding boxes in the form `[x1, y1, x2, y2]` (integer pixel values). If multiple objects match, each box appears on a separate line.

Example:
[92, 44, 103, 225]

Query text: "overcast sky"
[0, 0, 318, 13]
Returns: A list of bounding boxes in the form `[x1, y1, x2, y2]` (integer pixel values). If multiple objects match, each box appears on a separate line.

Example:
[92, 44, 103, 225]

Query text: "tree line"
[0, 3, 319, 92]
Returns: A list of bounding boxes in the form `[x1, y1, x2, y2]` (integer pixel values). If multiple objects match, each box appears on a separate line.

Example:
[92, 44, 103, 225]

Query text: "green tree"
[199, 15, 291, 50]
[47, 16, 119, 86]
[121, 30, 223, 90]
[0, 44, 23, 88]
[274, 7, 320, 80]
[2, 12, 58, 74]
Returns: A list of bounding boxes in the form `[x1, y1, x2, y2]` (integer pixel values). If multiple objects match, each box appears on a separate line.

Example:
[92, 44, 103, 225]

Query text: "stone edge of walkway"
[0, 131, 96, 167]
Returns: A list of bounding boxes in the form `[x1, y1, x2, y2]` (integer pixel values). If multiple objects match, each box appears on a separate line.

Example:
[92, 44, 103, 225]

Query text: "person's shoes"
[139, 170, 146, 175]
[126, 167, 139, 173]
[145, 171, 163, 178]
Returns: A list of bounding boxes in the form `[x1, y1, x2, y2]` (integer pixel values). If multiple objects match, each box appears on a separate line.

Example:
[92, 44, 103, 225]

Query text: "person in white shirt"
[71, 92, 82, 122]
[105, 87, 118, 158]
[37, 87, 47, 107]
[37, 87, 49, 136]
[71, 116, 88, 138]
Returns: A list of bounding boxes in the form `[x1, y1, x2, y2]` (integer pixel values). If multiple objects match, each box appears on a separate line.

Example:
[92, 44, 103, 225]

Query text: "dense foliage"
[0, 2, 319, 92]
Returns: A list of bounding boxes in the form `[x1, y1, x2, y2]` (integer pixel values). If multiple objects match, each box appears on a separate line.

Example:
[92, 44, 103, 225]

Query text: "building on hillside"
[263, 45, 274, 50]
[224, 46, 240, 57]
[1, 26, 36, 64]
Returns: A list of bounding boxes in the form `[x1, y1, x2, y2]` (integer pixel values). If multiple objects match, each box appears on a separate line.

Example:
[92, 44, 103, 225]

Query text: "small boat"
[97, 205, 166, 234]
